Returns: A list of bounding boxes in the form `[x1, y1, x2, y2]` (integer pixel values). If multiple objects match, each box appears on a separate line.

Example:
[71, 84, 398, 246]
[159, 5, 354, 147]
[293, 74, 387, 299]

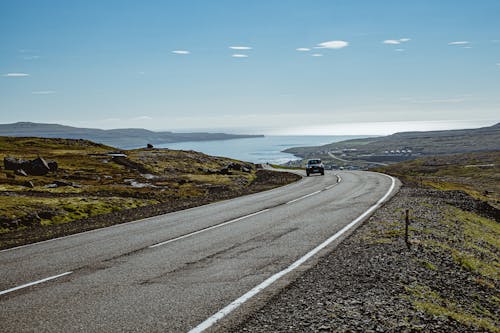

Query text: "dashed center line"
[0, 271, 73, 296]
[149, 209, 270, 249]
[285, 190, 321, 205]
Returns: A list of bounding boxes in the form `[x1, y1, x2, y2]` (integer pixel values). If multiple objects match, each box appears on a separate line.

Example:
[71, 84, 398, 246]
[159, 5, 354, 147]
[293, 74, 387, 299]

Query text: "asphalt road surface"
[0, 170, 398, 332]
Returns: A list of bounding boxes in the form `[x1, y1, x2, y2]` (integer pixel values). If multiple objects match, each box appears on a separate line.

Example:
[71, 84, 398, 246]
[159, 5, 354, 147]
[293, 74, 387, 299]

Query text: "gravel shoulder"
[230, 185, 499, 332]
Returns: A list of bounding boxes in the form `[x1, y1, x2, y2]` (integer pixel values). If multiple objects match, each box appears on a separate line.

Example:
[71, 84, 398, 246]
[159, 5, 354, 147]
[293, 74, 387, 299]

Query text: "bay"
[157, 135, 369, 164]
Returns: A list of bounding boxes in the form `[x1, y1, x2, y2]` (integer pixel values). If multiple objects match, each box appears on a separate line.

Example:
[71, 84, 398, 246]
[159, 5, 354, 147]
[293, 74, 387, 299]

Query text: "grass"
[0, 136, 263, 237]
[405, 285, 499, 333]
[374, 151, 500, 208]
[0, 196, 157, 232]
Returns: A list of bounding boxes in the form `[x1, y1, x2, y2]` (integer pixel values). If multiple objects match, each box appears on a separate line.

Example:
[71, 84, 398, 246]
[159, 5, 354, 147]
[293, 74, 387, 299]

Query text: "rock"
[24, 180, 35, 188]
[48, 161, 58, 172]
[15, 169, 28, 176]
[242, 166, 251, 173]
[54, 180, 73, 187]
[29, 157, 50, 176]
[4, 156, 56, 176]
[219, 166, 232, 175]
[147, 143, 154, 148]
[4, 157, 26, 171]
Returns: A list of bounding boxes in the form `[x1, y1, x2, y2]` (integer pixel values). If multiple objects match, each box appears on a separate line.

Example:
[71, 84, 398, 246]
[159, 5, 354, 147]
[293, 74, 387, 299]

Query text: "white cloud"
[395, 49, 405, 52]
[315, 40, 349, 49]
[232, 54, 248, 58]
[3, 73, 30, 77]
[296, 48, 311, 51]
[448, 41, 469, 45]
[132, 116, 153, 121]
[172, 50, 190, 55]
[384, 38, 411, 45]
[463, 46, 472, 49]
[23, 55, 40, 60]
[229, 46, 252, 50]
[311, 53, 323, 57]
[32, 90, 56, 95]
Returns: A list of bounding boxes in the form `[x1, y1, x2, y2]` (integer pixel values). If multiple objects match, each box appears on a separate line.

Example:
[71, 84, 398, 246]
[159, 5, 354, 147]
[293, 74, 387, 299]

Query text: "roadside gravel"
[231, 186, 499, 332]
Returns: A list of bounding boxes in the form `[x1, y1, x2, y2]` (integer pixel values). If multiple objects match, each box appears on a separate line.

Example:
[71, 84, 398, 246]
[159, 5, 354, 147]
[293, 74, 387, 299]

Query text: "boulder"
[28, 157, 50, 176]
[4, 157, 27, 171]
[4, 156, 56, 176]
[147, 143, 154, 149]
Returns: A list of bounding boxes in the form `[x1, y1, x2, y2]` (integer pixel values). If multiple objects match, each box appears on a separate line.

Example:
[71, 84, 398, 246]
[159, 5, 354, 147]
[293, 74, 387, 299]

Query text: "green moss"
[415, 259, 437, 271]
[414, 301, 499, 333]
[405, 285, 499, 333]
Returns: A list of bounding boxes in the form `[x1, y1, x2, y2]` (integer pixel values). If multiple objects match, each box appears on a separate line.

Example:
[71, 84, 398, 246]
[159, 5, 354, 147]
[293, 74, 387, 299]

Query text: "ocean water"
[158, 135, 368, 164]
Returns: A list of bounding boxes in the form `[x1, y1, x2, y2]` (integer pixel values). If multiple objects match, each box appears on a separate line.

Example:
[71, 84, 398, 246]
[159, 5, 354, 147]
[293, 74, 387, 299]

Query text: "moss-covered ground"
[0, 136, 300, 248]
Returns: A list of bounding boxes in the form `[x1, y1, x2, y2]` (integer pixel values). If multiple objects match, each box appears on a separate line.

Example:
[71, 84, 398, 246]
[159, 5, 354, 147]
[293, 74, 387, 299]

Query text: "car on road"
[306, 159, 324, 176]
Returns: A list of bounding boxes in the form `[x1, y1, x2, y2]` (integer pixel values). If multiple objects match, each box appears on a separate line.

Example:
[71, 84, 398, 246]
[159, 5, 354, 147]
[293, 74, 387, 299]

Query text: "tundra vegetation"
[0, 136, 300, 249]
[373, 153, 499, 332]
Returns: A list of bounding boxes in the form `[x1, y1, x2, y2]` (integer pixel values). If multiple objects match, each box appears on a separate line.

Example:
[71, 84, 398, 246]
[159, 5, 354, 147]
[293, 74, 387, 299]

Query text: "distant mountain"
[0, 122, 263, 148]
[284, 123, 500, 159]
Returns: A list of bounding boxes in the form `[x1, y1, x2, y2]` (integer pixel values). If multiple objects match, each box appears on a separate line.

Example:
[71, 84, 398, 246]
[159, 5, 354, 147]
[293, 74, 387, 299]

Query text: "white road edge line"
[0, 271, 73, 296]
[188, 174, 396, 333]
[149, 209, 270, 249]
[285, 190, 322, 205]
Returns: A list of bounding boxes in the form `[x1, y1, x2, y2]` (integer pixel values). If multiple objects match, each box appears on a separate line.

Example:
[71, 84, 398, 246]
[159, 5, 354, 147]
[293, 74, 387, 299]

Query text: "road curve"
[0, 170, 399, 332]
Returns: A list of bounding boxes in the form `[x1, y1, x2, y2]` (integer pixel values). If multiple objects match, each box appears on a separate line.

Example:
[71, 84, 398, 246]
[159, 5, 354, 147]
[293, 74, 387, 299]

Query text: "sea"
[157, 135, 369, 164]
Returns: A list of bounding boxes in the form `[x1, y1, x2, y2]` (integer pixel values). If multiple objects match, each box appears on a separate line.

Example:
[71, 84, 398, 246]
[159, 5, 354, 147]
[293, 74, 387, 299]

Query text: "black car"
[306, 159, 324, 176]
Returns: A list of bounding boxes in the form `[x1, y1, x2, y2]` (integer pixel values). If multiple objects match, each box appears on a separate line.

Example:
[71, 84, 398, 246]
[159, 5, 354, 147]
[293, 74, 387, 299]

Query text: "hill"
[0, 136, 299, 249]
[0, 122, 263, 148]
[284, 123, 500, 165]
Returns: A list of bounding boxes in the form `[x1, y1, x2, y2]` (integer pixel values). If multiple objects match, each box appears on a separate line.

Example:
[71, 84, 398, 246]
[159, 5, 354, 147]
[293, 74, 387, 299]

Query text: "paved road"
[0, 170, 398, 332]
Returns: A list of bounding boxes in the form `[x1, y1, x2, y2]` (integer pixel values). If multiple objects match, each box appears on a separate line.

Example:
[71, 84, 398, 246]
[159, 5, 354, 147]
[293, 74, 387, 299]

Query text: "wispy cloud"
[32, 90, 56, 95]
[23, 55, 40, 60]
[383, 38, 411, 45]
[132, 115, 153, 121]
[311, 53, 323, 57]
[383, 40, 401, 45]
[229, 46, 252, 50]
[496, 63, 500, 68]
[3, 73, 30, 77]
[296, 48, 311, 51]
[315, 40, 349, 49]
[448, 41, 469, 45]
[172, 50, 190, 55]
[401, 97, 467, 104]
[395, 49, 405, 52]
[232, 54, 248, 58]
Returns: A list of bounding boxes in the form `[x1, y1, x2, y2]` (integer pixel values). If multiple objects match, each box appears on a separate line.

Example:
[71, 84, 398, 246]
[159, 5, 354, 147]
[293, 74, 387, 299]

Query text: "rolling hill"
[0, 122, 263, 148]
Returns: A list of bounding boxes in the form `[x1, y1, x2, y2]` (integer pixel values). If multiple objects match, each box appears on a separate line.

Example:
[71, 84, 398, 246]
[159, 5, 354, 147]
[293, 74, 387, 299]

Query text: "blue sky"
[1, 0, 499, 134]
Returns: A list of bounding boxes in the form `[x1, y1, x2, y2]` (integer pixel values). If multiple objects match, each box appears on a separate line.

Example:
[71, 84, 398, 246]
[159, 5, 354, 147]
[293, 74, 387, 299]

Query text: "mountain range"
[0, 122, 263, 148]
[284, 122, 500, 160]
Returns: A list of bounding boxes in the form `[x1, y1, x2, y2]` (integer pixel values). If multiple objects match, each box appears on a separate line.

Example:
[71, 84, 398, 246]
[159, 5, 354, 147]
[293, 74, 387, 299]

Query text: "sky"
[1, 0, 499, 135]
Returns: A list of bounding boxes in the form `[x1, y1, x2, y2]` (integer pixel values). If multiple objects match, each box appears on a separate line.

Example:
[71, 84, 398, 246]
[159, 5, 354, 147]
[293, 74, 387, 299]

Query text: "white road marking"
[149, 209, 270, 249]
[285, 190, 321, 205]
[337, 175, 342, 183]
[188, 174, 396, 333]
[0, 271, 73, 296]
